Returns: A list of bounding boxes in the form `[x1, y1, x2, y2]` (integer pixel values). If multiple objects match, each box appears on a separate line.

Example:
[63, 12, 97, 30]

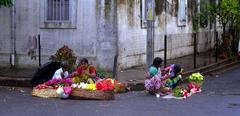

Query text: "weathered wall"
[0, 6, 11, 66]
[0, 0, 117, 70]
[96, 0, 118, 70]
[117, 0, 215, 70]
[117, 0, 146, 69]
[0, 0, 217, 70]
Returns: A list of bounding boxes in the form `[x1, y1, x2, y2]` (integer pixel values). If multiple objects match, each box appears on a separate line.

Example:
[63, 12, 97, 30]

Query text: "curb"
[125, 59, 240, 91]
[0, 76, 32, 87]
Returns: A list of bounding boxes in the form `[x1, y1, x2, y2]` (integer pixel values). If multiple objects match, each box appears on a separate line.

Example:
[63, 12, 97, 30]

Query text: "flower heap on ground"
[173, 72, 204, 98]
[34, 78, 126, 99]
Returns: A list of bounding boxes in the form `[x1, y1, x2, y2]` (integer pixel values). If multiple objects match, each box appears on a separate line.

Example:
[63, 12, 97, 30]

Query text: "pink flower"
[63, 86, 72, 94]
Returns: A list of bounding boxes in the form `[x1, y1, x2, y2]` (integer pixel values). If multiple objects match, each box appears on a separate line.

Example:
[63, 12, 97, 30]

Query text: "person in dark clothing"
[31, 62, 61, 87]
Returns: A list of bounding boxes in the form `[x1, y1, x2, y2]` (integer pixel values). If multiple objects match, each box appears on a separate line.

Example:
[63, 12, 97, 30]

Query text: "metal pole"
[213, 5, 217, 63]
[38, 34, 41, 67]
[194, 33, 197, 69]
[164, 35, 167, 67]
[215, 31, 218, 62]
[10, 0, 16, 67]
[147, 21, 154, 68]
[146, 0, 155, 68]
[164, 0, 167, 67]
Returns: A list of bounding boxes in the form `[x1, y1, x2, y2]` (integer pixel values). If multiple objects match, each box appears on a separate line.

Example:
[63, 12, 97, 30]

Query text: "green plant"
[50, 45, 77, 72]
[218, 43, 234, 59]
[192, 13, 201, 33]
[96, 68, 112, 79]
[0, 0, 12, 7]
[173, 87, 183, 97]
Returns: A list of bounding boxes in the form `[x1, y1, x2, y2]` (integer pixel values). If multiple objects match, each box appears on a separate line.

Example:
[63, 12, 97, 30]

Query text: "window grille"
[46, 0, 70, 21]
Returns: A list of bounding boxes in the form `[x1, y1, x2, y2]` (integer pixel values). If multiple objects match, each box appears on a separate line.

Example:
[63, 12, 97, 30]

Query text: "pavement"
[0, 52, 239, 90]
[0, 65, 240, 116]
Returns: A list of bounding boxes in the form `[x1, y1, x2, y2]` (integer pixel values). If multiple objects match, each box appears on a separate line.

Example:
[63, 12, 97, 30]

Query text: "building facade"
[0, 0, 218, 71]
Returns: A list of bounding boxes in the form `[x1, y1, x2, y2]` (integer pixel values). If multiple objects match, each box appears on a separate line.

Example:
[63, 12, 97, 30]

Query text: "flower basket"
[70, 88, 114, 100]
[32, 87, 58, 98]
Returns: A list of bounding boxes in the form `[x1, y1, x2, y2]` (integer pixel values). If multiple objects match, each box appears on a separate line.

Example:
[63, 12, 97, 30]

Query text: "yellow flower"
[85, 84, 96, 90]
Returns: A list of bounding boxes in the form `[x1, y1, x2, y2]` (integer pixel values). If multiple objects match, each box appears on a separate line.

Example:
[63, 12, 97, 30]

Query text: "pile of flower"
[188, 72, 204, 82]
[33, 77, 126, 99]
[35, 78, 73, 98]
[173, 83, 202, 98]
[96, 78, 126, 93]
[71, 82, 96, 91]
[171, 72, 204, 98]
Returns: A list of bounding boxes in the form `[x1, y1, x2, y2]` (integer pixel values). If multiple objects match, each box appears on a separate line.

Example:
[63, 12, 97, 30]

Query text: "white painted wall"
[117, 0, 216, 70]
[0, 0, 117, 70]
[0, 0, 218, 70]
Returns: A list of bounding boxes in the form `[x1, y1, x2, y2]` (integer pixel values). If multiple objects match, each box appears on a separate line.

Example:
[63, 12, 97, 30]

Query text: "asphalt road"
[0, 65, 240, 116]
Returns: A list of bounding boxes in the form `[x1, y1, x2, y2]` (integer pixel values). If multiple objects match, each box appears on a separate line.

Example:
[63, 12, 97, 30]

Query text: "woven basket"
[32, 87, 58, 98]
[70, 88, 114, 100]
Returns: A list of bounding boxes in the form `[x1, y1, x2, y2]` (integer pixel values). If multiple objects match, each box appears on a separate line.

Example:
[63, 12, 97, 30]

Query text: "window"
[140, 0, 147, 28]
[46, 0, 70, 21]
[40, 0, 77, 29]
[177, 0, 187, 26]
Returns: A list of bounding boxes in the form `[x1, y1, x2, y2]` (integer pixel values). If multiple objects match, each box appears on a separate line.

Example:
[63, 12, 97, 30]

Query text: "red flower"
[96, 79, 114, 91]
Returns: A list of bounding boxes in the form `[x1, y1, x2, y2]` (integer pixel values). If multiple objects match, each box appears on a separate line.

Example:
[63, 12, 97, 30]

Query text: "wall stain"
[104, 0, 111, 22]
[127, 0, 134, 27]
[174, 0, 178, 17]
[117, 0, 126, 5]
[155, 0, 164, 16]
[188, 0, 197, 24]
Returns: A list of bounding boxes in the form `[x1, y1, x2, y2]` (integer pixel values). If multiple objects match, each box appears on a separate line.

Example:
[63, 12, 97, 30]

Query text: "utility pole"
[146, 0, 155, 68]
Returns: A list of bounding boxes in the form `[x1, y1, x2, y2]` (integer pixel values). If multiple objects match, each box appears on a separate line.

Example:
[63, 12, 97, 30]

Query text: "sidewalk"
[0, 52, 239, 88]
[117, 52, 221, 82]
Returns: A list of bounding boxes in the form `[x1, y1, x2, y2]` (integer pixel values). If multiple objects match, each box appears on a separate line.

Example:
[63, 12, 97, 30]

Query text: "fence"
[163, 31, 221, 71]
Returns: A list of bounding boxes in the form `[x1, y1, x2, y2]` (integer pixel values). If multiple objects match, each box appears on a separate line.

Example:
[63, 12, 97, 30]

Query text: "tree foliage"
[207, 0, 240, 33]
[0, 0, 12, 7]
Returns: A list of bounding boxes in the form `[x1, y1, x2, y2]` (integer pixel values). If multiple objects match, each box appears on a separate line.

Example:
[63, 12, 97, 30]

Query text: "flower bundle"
[173, 87, 190, 98]
[71, 82, 96, 91]
[85, 84, 96, 90]
[35, 84, 53, 89]
[114, 82, 126, 93]
[50, 45, 77, 72]
[173, 82, 202, 98]
[173, 87, 183, 97]
[56, 86, 72, 98]
[187, 83, 201, 94]
[96, 79, 115, 91]
[188, 72, 204, 82]
[44, 78, 73, 88]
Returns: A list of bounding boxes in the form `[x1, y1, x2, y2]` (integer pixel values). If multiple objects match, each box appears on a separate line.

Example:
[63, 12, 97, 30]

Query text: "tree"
[207, 0, 240, 33]
[0, 0, 12, 7]
[206, 0, 240, 58]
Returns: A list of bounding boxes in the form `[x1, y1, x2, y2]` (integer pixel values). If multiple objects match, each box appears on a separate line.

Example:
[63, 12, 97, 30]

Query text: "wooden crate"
[70, 88, 115, 100]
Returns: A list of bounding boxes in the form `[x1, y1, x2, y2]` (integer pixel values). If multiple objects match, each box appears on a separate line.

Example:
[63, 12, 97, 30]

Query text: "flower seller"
[71, 58, 97, 83]
[162, 64, 183, 89]
[144, 57, 163, 95]
[52, 61, 69, 79]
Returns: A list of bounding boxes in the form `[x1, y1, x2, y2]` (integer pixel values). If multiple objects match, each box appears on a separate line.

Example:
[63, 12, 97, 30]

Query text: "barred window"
[46, 0, 70, 22]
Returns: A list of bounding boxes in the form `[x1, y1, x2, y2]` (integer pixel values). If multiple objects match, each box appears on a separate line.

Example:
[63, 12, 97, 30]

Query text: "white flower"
[56, 87, 64, 95]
